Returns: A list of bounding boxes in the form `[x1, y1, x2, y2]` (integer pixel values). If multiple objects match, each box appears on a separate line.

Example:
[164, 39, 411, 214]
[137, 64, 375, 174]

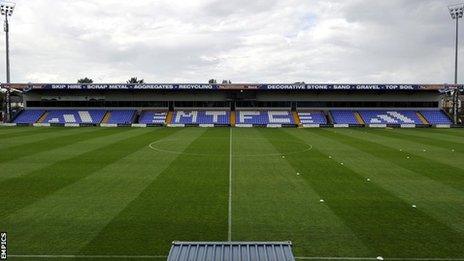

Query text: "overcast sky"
[1, 0, 463, 83]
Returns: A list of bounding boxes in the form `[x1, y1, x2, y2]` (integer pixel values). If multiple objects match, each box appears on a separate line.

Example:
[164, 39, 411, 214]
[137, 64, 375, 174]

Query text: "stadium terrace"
[1, 82, 462, 128]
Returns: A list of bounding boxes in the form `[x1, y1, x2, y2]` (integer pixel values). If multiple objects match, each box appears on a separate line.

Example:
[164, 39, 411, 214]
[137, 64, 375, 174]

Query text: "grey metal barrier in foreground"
[167, 241, 295, 261]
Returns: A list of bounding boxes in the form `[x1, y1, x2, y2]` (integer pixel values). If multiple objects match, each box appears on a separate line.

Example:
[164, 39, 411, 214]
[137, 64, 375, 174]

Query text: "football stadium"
[1, 1, 464, 261]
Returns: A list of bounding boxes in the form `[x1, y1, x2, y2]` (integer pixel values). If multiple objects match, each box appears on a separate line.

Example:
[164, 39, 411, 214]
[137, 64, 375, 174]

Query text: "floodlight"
[448, 3, 464, 124]
[0, 1, 14, 122]
[449, 4, 464, 19]
[0, 1, 15, 16]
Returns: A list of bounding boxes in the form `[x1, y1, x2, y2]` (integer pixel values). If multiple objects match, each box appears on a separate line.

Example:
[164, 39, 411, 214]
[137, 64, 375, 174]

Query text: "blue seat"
[13, 110, 45, 124]
[298, 111, 327, 124]
[139, 111, 167, 124]
[330, 110, 358, 124]
[44, 110, 105, 124]
[107, 110, 136, 124]
[420, 110, 452, 124]
[236, 111, 294, 125]
[172, 111, 230, 124]
[359, 110, 421, 124]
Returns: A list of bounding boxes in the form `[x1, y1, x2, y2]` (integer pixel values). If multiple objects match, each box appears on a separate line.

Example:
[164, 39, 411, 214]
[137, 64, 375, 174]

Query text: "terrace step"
[230, 111, 236, 126]
[292, 111, 301, 126]
[37, 112, 48, 123]
[354, 112, 365, 125]
[101, 111, 111, 124]
[416, 112, 429, 125]
[166, 111, 174, 124]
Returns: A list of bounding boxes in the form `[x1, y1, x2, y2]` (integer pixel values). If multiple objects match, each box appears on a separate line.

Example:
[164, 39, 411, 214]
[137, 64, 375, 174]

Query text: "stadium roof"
[167, 241, 295, 261]
[2, 83, 462, 92]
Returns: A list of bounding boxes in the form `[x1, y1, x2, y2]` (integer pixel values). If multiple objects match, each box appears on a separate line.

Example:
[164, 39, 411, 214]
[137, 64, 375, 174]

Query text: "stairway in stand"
[37, 111, 48, 123]
[101, 111, 111, 124]
[165, 111, 174, 124]
[292, 111, 301, 126]
[354, 112, 365, 125]
[230, 111, 236, 126]
[416, 112, 429, 125]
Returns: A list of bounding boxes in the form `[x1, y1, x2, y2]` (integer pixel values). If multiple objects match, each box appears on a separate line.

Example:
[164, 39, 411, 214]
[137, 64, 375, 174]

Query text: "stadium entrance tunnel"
[148, 137, 312, 157]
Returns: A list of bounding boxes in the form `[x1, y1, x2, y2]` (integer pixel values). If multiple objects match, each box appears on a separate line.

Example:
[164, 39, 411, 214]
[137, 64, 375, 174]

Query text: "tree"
[127, 77, 144, 84]
[77, 77, 93, 84]
[208, 79, 217, 84]
[0, 91, 4, 110]
[222, 80, 232, 84]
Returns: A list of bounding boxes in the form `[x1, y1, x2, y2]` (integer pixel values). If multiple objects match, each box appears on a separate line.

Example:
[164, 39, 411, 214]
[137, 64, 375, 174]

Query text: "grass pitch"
[1, 127, 464, 260]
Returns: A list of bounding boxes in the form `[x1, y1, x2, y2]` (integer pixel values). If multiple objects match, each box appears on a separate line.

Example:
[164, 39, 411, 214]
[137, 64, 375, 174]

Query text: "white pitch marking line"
[228, 127, 233, 241]
[9, 254, 167, 259]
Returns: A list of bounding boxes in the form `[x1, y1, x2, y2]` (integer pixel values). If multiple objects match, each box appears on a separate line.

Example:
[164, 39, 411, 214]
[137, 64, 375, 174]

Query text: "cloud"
[1, 0, 462, 83]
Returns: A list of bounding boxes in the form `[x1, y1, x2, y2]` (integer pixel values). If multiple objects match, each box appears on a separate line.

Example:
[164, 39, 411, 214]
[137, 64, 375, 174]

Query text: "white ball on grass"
[328, 155, 332, 159]
[319, 199, 324, 203]
[377, 257, 384, 261]
[412, 204, 416, 208]
[366, 178, 370, 182]
[282, 156, 285, 159]
[340, 162, 344, 165]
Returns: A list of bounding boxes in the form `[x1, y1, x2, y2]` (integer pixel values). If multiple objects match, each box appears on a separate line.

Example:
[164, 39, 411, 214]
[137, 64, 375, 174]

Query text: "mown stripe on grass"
[0, 128, 178, 220]
[3, 128, 197, 255]
[79, 128, 229, 256]
[8, 254, 167, 259]
[0, 128, 107, 162]
[319, 129, 464, 193]
[397, 129, 464, 144]
[429, 128, 464, 138]
[341, 129, 464, 171]
[231, 128, 371, 257]
[362, 129, 464, 150]
[0, 128, 159, 182]
[0, 128, 117, 164]
[298, 129, 464, 234]
[0, 127, 36, 134]
[279, 129, 464, 258]
[0, 127, 64, 139]
[0, 127, 93, 150]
